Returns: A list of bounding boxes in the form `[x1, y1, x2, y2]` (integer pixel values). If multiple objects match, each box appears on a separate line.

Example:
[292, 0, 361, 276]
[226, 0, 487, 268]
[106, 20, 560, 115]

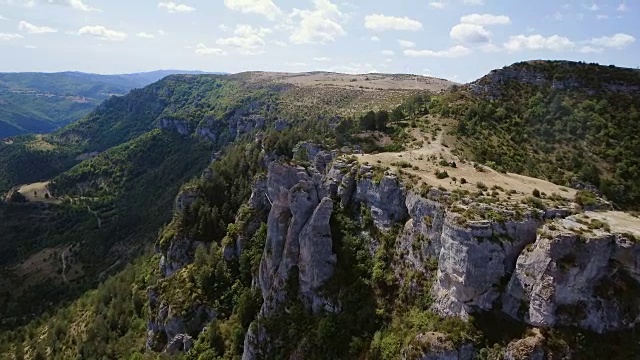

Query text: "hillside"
[1, 63, 640, 360]
[0, 70, 215, 138]
[0, 71, 435, 329]
[432, 60, 640, 210]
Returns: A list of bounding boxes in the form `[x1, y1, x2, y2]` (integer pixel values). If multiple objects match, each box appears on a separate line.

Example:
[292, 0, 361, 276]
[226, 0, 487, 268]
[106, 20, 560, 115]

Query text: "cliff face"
[432, 214, 541, 318]
[503, 218, 640, 333]
[150, 141, 640, 358]
[469, 61, 640, 98]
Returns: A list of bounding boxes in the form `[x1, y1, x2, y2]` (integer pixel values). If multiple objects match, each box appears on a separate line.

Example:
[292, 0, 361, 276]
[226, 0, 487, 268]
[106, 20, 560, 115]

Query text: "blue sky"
[0, 0, 637, 82]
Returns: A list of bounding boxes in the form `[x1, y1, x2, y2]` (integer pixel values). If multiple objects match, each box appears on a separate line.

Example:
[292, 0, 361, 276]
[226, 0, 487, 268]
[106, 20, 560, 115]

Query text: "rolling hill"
[0, 63, 639, 359]
[0, 70, 217, 138]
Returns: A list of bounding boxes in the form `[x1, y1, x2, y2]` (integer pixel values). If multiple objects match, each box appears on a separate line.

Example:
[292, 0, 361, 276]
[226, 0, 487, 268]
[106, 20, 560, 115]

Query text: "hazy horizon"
[0, 0, 638, 82]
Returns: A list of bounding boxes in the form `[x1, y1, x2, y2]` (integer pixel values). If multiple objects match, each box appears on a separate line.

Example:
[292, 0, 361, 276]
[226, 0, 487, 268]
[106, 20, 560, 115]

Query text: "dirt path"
[357, 127, 577, 204]
[87, 205, 102, 228]
[60, 247, 70, 283]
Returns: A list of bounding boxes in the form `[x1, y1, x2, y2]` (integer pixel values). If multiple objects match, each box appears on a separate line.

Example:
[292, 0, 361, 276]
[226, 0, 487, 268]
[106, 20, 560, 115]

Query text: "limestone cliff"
[149, 141, 640, 358]
[503, 216, 640, 333]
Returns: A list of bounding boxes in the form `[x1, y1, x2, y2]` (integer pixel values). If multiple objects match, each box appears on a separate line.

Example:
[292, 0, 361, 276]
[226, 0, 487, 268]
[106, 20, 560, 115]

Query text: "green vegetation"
[574, 190, 599, 208]
[0, 71, 212, 138]
[433, 61, 640, 209]
[0, 130, 211, 325]
[0, 71, 173, 138]
[0, 255, 159, 359]
[2, 62, 640, 360]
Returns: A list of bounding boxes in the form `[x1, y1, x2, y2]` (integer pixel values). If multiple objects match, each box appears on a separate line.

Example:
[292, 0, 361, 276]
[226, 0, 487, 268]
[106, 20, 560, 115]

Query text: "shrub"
[460, 178, 467, 184]
[435, 170, 449, 179]
[391, 161, 413, 169]
[574, 190, 599, 207]
[532, 189, 541, 198]
[476, 182, 488, 191]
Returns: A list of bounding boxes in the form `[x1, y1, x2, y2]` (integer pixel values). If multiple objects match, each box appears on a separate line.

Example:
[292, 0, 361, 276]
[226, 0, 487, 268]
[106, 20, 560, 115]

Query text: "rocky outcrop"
[504, 330, 547, 360]
[432, 214, 542, 318]
[502, 218, 640, 333]
[469, 61, 640, 98]
[244, 160, 339, 359]
[354, 166, 409, 229]
[158, 117, 190, 135]
[224, 178, 271, 260]
[398, 192, 447, 269]
[174, 188, 199, 213]
[159, 236, 203, 278]
[151, 139, 640, 358]
[298, 197, 337, 313]
[146, 288, 216, 353]
[195, 117, 223, 142]
[159, 189, 204, 277]
[401, 332, 474, 360]
[229, 114, 265, 140]
[257, 162, 337, 315]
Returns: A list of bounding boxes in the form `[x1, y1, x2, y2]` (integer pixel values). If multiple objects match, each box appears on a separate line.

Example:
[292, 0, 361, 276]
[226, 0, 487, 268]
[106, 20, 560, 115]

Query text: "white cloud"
[503, 32, 635, 53]
[67, 0, 98, 11]
[77, 25, 127, 41]
[617, 3, 629, 11]
[24, 44, 36, 48]
[285, 61, 308, 67]
[504, 34, 575, 51]
[578, 46, 602, 53]
[404, 45, 472, 58]
[370, 36, 380, 41]
[596, 14, 609, 19]
[324, 62, 377, 74]
[289, 0, 347, 44]
[450, 23, 490, 43]
[158, 29, 166, 36]
[8, 0, 100, 11]
[218, 24, 229, 32]
[136, 32, 155, 39]
[382, 50, 395, 55]
[463, 0, 484, 5]
[589, 33, 635, 48]
[460, 13, 511, 25]
[158, 2, 195, 13]
[216, 24, 272, 54]
[552, 12, 564, 21]
[273, 40, 288, 47]
[224, 0, 281, 20]
[313, 56, 331, 61]
[364, 14, 423, 32]
[18, 20, 57, 34]
[587, 3, 599, 11]
[479, 43, 501, 52]
[0, 32, 22, 40]
[195, 43, 227, 55]
[429, 2, 445, 9]
[398, 39, 416, 48]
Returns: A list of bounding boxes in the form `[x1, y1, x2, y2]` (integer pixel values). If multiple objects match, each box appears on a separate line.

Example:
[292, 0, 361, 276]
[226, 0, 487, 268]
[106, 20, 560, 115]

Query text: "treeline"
[431, 64, 640, 209]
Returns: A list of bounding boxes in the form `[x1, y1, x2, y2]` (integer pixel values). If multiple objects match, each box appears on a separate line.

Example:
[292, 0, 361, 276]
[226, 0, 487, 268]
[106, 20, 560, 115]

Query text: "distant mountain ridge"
[0, 70, 223, 138]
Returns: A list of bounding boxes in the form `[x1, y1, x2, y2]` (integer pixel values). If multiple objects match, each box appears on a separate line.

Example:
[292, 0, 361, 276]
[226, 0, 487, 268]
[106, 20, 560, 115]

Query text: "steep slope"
[0, 70, 216, 137]
[4, 63, 639, 360]
[0, 71, 432, 332]
[431, 60, 640, 209]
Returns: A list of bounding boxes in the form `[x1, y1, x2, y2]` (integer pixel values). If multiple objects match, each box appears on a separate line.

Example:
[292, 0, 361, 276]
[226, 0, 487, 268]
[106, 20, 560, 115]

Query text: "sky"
[0, 0, 637, 82]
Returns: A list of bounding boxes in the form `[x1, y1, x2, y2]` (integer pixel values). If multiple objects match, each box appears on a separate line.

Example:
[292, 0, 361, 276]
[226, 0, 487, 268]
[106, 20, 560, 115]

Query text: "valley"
[0, 70, 215, 138]
[0, 61, 639, 359]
